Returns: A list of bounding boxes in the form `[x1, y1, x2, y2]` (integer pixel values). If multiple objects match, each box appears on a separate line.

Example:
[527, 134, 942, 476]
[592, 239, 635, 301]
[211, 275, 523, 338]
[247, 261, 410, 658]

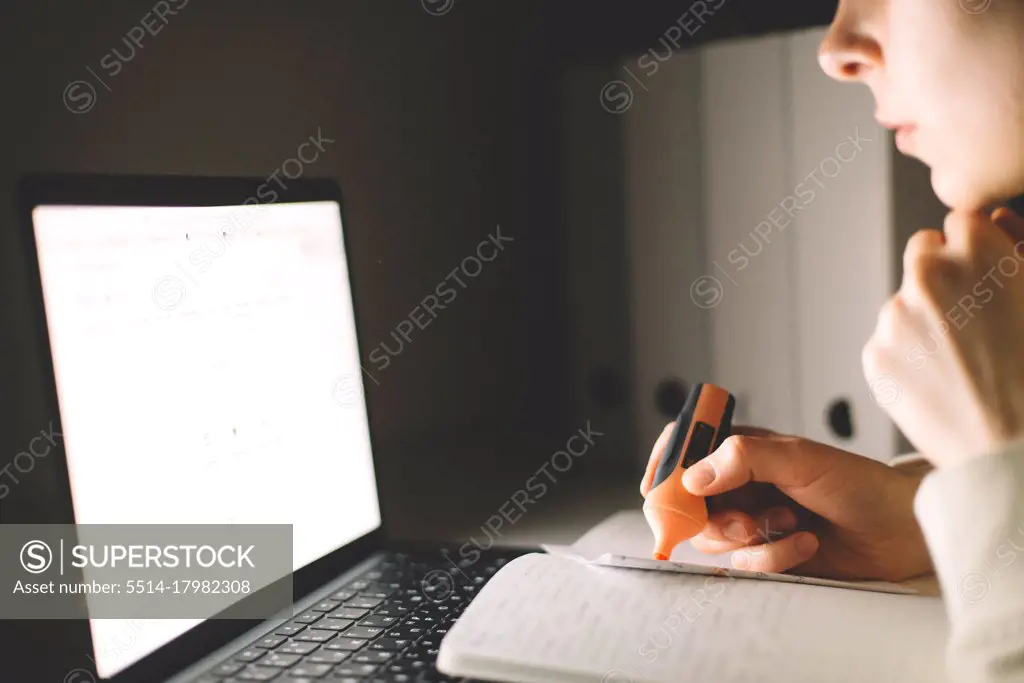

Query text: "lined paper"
[438, 553, 949, 683]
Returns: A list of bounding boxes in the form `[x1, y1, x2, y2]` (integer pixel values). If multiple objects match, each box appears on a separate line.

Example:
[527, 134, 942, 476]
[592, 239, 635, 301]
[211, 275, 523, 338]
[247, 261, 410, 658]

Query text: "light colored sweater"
[904, 446, 1024, 682]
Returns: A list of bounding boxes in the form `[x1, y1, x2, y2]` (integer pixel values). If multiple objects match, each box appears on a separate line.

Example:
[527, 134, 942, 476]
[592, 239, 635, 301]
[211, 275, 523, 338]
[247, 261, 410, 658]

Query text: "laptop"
[12, 174, 528, 683]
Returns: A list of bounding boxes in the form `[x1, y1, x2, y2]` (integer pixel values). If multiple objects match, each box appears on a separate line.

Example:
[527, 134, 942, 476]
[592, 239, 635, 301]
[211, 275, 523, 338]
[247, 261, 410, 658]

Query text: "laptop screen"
[31, 199, 381, 679]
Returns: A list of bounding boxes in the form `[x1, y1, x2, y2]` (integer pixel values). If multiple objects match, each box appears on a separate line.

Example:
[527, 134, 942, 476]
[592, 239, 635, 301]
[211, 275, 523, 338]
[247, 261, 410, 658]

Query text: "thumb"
[682, 434, 892, 524]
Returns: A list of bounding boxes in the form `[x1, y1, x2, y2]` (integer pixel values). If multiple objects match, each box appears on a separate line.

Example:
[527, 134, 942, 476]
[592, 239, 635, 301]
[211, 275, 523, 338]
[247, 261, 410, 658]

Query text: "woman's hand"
[863, 207, 1024, 468]
[648, 424, 933, 581]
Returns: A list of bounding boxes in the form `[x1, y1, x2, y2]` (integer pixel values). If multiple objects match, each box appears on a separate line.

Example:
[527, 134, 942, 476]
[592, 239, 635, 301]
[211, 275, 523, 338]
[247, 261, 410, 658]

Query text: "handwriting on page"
[441, 554, 949, 683]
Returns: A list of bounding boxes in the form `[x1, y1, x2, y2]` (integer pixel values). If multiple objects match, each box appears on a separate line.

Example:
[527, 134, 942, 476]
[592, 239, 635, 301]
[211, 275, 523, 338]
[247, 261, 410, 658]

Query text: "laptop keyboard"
[191, 547, 527, 683]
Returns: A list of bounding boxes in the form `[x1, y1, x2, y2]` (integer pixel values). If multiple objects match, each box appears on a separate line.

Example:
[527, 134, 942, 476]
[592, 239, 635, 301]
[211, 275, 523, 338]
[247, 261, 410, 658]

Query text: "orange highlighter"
[640, 383, 736, 560]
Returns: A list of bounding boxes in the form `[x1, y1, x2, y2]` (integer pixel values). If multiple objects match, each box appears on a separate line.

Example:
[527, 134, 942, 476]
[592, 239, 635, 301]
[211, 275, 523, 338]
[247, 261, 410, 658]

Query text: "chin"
[929, 166, 993, 212]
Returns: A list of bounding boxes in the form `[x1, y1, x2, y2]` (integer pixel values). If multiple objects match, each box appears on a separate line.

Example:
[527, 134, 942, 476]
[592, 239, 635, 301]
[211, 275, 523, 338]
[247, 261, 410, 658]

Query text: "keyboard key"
[307, 650, 350, 664]
[292, 629, 336, 643]
[334, 663, 379, 676]
[370, 581, 401, 590]
[404, 614, 436, 626]
[329, 607, 368, 620]
[315, 618, 354, 632]
[368, 638, 410, 652]
[369, 674, 413, 682]
[311, 600, 341, 612]
[358, 615, 397, 628]
[254, 636, 286, 649]
[353, 651, 395, 664]
[417, 668, 456, 683]
[387, 659, 428, 673]
[359, 590, 392, 600]
[292, 611, 323, 624]
[287, 663, 332, 677]
[235, 666, 282, 680]
[346, 580, 371, 591]
[260, 653, 301, 667]
[234, 649, 267, 663]
[329, 589, 356, 601]
[276, 642, 319, 656]
[210, 660, 245, 676]
[343, 626, 383, 639]
[388, 626, 428, 640]
[323, 638, 368, 652]
[274, 623, 307, 637]
[373, 606, 408, 618]
[345, 597, 382, 609]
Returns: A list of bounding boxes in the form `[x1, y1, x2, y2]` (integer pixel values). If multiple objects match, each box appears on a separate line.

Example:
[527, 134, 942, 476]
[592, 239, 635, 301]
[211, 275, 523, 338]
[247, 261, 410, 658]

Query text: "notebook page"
[438, 553, 949, 683]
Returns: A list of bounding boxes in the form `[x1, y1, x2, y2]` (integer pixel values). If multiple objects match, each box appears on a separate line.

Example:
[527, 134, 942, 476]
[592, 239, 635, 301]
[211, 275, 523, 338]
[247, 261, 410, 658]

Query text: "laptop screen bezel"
[10, 173, 389, 683]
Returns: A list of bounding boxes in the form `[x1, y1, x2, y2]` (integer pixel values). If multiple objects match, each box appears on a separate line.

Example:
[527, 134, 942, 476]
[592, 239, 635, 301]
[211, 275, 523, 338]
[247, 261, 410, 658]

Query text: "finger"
[641, 422, 675, 497]
[943, 210, 981, 255]
[992, 206, 1024, 246]
[944, 210, 1008, 256]
[683, 434, 827, 497]
[691, 534, 744, 555]
[729, 425, 781, 438]
[692, 506, 799, 551]
[901, 229, 945, 308]
[682, 434, 895, 526]
[730, 532, 820, 573]
[700, 510, 759, 544]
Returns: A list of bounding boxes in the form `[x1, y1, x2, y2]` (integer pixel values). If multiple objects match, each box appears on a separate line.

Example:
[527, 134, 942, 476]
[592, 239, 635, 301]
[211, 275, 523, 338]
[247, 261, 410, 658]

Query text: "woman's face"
[819, 0, 1024, 211]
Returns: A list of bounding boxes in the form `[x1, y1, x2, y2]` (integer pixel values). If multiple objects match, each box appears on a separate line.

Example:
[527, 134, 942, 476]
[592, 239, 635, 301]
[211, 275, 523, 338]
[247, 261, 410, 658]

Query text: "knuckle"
[945, 212, 988, 254]
[943, 211, 973, 237]
[861, 341, 884, 376]
[907, 252, 958, 297]
[718, 435, 748, 470]
[905, 229, 941, 258]
[873, 297, 902, 340]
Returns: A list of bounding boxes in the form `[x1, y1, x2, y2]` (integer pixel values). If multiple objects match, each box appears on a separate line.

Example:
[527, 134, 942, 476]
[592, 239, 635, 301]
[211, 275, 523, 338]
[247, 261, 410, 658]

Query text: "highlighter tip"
[653, 552, 669, 561]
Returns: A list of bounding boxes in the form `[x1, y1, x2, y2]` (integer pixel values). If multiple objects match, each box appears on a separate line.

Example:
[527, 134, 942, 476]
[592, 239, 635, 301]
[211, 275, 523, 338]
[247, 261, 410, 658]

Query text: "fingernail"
[724, 521, 748, 542]
[686, 463, 716, 491]
[796, 533, 819, 556]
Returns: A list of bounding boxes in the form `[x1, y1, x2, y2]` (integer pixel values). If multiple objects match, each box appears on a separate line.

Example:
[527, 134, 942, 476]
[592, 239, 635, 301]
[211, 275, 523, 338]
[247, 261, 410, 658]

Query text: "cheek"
[924, 59, 1024, 207]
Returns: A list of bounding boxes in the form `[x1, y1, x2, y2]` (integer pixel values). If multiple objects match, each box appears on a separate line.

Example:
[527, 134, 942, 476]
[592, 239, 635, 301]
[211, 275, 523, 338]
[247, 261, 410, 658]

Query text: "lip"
[877, 118, 918, 153]
[894, 126, 917, 154]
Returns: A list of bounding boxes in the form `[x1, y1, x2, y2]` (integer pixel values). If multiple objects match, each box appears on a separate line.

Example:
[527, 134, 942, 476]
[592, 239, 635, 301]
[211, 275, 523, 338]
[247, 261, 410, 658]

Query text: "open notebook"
[437, 511, 949, 683]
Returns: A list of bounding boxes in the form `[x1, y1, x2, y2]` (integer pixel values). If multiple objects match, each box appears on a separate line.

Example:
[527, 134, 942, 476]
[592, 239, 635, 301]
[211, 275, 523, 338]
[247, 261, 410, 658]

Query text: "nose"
[818, 5, 882, 82]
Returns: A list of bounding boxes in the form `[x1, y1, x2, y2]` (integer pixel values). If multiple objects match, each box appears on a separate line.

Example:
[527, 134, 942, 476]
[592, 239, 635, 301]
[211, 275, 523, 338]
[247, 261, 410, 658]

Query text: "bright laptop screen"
[31, 200, 381, 678]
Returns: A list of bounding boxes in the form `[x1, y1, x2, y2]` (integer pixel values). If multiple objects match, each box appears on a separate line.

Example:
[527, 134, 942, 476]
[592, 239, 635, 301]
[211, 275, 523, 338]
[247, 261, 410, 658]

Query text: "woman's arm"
[914, 443, 1024, 683]
[862, 208, 1024, 681]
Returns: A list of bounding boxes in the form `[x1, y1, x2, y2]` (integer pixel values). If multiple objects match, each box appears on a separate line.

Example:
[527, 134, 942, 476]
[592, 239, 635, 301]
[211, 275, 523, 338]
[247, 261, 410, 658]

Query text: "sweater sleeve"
[914, 443, 1024, 683]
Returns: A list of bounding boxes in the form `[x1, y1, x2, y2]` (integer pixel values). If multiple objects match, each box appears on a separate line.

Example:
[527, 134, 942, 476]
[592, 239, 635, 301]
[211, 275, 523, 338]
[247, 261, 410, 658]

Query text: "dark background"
[0, 1, 836, 679]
